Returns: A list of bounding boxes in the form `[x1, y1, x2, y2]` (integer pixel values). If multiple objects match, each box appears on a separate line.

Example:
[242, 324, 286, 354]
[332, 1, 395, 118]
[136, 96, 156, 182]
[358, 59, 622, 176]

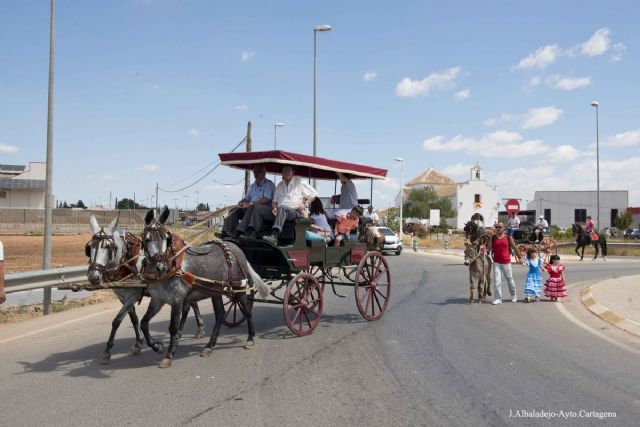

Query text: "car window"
[378, 228, 395, 236]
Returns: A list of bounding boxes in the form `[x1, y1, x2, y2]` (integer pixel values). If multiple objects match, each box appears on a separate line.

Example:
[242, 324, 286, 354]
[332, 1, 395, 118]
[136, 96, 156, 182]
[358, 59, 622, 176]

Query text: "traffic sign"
[505, 199, 520, 215]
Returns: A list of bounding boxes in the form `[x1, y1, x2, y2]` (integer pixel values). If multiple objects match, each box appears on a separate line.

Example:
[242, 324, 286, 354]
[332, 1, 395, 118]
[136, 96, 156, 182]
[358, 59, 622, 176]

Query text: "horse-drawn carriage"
[64, 150, 392, 367]
[217, 150, 392, 336]
[511, 225, 558, 258]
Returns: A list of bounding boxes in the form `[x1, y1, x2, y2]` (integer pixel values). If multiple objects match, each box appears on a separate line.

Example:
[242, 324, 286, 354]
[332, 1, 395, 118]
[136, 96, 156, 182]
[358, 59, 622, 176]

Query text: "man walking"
[221, 164, 275, 237]
[491, 222, 521, 305]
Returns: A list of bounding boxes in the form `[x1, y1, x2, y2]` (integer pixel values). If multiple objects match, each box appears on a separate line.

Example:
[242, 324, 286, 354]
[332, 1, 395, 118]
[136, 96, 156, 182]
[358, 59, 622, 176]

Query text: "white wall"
[455, 180, 499, 228]
[526, 191, 628, 229]
[0, 190, 45, 209]
[16, 162, 46, 180]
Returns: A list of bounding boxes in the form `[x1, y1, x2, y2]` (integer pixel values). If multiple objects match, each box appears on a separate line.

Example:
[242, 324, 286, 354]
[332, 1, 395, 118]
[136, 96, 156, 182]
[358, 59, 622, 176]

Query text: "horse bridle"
[86, 228, 117, 275]
[143, 221, 173, 266]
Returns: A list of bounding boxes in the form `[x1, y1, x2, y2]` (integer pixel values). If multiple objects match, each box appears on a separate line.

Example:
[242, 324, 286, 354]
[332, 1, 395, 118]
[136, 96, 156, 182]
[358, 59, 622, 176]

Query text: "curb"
[581, 285, 640, 338]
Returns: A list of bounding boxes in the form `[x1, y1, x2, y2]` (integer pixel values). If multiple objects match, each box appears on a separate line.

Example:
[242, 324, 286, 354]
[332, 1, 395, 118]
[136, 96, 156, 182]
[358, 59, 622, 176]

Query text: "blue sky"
[1, 0, 639, 210]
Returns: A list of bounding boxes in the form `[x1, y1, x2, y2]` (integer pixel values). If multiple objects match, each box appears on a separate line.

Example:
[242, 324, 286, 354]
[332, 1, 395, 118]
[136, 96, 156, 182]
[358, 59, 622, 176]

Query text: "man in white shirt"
[506, 212, 520, 236]
[238, 165, 317, 243]
[330, 172, 358, 210]
[364, 205, 380, 225]
[0, 241, 5, 304]
[536, 215, 549, 231]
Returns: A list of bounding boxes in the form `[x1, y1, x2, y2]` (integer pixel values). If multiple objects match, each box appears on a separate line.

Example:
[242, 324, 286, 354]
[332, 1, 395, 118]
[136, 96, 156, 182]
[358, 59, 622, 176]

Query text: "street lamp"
[313, 24, 332, 188]
[183, 195, 189, 211]
[591, 100, 600, 231]
[195, 191, 199, 212]
[395, 157, 404, 241]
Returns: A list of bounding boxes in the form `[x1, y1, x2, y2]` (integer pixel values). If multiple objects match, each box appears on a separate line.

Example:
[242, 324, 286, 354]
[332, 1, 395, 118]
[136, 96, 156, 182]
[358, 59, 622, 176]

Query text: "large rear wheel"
[540, 237, 557, 256]
[222, 294, 252, 327]
[283, 272, 323, 336]
[355, 252, 391, 321]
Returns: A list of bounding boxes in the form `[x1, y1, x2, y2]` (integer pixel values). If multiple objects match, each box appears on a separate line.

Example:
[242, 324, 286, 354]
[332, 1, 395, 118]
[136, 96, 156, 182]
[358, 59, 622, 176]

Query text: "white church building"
[395, 164, 499, 229]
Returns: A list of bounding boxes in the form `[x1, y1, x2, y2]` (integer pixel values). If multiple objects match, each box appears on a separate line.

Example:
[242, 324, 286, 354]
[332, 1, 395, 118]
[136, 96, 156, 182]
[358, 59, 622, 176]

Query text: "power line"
[210, 177, 245, 186]
[158, 136, 247, 194]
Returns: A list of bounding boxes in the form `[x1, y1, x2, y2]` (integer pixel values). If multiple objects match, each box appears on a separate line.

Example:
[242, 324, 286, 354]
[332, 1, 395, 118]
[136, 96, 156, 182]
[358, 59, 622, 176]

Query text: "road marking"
[0, 307, 120, 345]
[554, 290, 640, 355]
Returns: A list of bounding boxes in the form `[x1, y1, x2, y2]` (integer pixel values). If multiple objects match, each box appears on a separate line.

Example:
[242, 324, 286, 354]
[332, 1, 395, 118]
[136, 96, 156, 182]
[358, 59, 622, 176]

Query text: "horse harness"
[86, 229, 143, 283]
[142, 222, 253, 296]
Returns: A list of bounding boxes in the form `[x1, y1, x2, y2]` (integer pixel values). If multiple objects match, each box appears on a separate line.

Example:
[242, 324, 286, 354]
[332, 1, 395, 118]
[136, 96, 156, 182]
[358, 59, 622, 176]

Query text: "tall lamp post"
[591, 101, 600, 231]
[274, 122, 285, 181]
[313, 24, 332, 188]
[183, 195, 189, 211]
[395, 157, 404, 241]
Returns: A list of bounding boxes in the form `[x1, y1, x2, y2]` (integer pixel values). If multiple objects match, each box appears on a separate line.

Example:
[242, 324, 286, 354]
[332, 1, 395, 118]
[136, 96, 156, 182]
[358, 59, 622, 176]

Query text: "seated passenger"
[306, 198, 334, 243]
[334, 206, 364, 246]
[528, 227, 543, 243]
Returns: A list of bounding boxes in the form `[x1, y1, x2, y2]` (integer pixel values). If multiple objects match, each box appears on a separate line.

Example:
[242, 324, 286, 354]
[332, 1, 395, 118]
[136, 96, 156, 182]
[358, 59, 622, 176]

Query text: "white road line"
[554, 282, 640, 355]
[0, 307, 120, 345]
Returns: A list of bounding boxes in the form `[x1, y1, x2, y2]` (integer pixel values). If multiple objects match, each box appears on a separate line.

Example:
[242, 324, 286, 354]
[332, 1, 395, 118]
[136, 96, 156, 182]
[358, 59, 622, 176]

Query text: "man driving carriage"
[535, 215, 549, 232]
[221, 164, 275, 238]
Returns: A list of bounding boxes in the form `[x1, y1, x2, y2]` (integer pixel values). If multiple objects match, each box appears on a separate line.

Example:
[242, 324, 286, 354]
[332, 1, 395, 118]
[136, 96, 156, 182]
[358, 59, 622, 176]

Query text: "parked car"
[377, 226, 402, 255]
[630, 229, 640, 240]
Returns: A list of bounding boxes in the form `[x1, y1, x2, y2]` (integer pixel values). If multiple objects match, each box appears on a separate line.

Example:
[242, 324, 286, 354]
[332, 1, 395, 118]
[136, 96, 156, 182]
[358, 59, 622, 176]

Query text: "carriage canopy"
[218, 150, 387, 180]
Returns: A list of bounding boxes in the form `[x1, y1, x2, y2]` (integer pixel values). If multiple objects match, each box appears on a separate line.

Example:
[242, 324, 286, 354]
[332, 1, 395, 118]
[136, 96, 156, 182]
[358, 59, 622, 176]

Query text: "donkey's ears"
[158, 206, 170, 225]
[108, 212, 120, 232]
[144, 209, 154, 225]
[89, 215, 100, 234]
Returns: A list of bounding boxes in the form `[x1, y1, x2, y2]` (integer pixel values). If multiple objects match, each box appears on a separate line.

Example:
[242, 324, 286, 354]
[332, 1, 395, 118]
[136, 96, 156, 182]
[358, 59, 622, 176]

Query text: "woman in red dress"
[543, 255, 567, 301]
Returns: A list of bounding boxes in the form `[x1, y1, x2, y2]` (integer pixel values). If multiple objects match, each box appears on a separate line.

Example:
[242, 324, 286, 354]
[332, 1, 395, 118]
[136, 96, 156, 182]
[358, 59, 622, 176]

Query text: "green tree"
[616, 211, 633, 231]
[197, 203, 208, 211]
[403, 187, 456, 219]
[383, 207, 400, 233]
[75, 200, 87, 209]
[116, 198, 146, 210]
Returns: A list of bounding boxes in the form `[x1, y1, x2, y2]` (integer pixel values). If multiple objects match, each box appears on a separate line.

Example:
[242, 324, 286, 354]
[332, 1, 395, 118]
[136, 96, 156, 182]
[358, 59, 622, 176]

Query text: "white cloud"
[234, 104, 248, 110]
[454, 89, 470, 100]
[241, 51, 255, 62]
[513, 44, 560, 70]
[396, 66, 460, 97]
[611, 42, 626, 61]
[547, 145, 581, 163]
[422, 130, 549, 158]
[580, 28, 611, 57]
[521, 106, 564, 129]
[483, 113, 514, 127]
[187, 128, 201, 138]
[363, 71, 378, 82]
[528, 76, 542, 87]
[0, 143, 18, 153]
[136, 164, 159, 172]
[441, 163, 475, 177]
[602, 129, 640, 147]
[546, 74, 591, 91]
[376, 177, 400, 191]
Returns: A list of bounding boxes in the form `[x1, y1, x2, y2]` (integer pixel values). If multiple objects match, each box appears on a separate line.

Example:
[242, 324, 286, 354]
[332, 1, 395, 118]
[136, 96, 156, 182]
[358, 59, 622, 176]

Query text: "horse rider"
[585, 215, 595, 243]
[536, 215, 549, 233]
[506, 212, 520, 236]
[221, 164, 275, 238]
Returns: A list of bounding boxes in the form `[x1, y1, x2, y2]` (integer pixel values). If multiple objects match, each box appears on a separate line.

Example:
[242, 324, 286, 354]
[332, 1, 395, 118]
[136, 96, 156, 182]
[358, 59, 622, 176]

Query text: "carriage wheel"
[222, 294, 252, 327]
[354, 251, 391, 321]
[516, 243, 528, 258]
[540, 237, 558, 256]
[283, 272, 323, 337]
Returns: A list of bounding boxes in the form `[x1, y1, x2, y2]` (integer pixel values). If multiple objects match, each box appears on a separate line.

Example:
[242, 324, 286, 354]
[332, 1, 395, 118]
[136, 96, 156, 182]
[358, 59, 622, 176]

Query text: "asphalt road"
[1, 252, 639, 426]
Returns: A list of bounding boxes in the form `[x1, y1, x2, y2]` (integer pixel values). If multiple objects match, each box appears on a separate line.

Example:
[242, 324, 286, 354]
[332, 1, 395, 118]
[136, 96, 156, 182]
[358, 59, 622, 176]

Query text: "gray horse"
[463, 243, 492, 304]
[139, 207, 269, 368]
[86, 215, 205, 365]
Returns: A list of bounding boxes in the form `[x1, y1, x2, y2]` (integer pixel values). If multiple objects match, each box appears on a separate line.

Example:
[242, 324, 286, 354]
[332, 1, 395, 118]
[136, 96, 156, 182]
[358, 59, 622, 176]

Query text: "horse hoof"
[99, 354, 111, 365]
[244, 340, 256, 350]
[153, 343, 164, 354]
[195, 328, 206, 339]
[159, 358, 172, 369]
[200, 348, 213, 357]
[128, 346, 141, 356]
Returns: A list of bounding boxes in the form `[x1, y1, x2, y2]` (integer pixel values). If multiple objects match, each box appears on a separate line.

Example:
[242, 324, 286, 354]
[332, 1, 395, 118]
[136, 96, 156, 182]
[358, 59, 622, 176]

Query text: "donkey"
[572, 223, 608, 261]
[139, 207, 269, 368]
[463, 243, 492, 304]
[86, 215, 205, 365]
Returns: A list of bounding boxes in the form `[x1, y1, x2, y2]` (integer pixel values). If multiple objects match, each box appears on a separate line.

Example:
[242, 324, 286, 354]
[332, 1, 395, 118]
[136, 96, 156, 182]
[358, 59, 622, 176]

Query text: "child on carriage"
[305, 198, 334, 244]
[334, 206, 364, 246]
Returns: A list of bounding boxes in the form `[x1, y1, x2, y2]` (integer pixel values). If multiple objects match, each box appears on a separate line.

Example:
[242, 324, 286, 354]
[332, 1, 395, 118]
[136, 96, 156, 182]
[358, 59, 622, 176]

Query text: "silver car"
[377, 226, 402, 255]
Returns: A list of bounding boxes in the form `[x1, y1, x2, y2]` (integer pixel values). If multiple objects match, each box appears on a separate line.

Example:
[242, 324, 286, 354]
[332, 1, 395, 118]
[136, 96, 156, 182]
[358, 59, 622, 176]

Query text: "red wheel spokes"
[283, 273, 323, 336]
[355, 252, 391, 321]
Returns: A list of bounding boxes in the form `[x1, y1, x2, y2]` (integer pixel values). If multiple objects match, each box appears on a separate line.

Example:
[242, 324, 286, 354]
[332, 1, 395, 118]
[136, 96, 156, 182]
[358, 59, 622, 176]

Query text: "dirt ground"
[1, 234, 91, 273]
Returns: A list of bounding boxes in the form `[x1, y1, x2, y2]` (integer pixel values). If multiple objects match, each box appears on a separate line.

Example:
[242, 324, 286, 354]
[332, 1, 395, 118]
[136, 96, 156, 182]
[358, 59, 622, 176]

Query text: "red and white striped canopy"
[218, 150, 387, 180]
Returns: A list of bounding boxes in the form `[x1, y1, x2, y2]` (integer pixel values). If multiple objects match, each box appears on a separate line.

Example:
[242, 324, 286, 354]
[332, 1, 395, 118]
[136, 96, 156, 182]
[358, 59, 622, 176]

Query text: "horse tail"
[246, 262, 270, 298]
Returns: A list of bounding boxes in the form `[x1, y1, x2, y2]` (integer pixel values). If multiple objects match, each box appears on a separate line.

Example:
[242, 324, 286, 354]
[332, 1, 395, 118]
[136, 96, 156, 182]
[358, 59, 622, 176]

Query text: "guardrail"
[4, 265, 88, 314]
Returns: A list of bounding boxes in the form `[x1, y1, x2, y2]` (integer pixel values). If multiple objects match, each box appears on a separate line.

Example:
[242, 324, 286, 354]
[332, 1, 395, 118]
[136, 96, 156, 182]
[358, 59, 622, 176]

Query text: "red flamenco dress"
[543, 264, 567, 299]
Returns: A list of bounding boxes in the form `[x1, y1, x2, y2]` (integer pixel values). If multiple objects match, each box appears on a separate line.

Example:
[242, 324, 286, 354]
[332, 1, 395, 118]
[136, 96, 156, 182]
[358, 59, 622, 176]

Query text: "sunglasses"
[495, 226, 503, 229]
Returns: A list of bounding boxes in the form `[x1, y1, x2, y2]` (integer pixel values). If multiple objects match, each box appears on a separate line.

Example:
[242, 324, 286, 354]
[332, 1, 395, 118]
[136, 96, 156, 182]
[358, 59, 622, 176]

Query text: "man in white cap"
[536, 215, 549, 232]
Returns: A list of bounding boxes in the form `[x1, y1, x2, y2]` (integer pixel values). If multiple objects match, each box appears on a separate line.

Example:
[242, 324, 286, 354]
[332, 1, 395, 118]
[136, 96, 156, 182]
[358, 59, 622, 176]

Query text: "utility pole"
[42, 0, 55, 315]
[244, 121, 252, 196]
[155, 182, 159, 211]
